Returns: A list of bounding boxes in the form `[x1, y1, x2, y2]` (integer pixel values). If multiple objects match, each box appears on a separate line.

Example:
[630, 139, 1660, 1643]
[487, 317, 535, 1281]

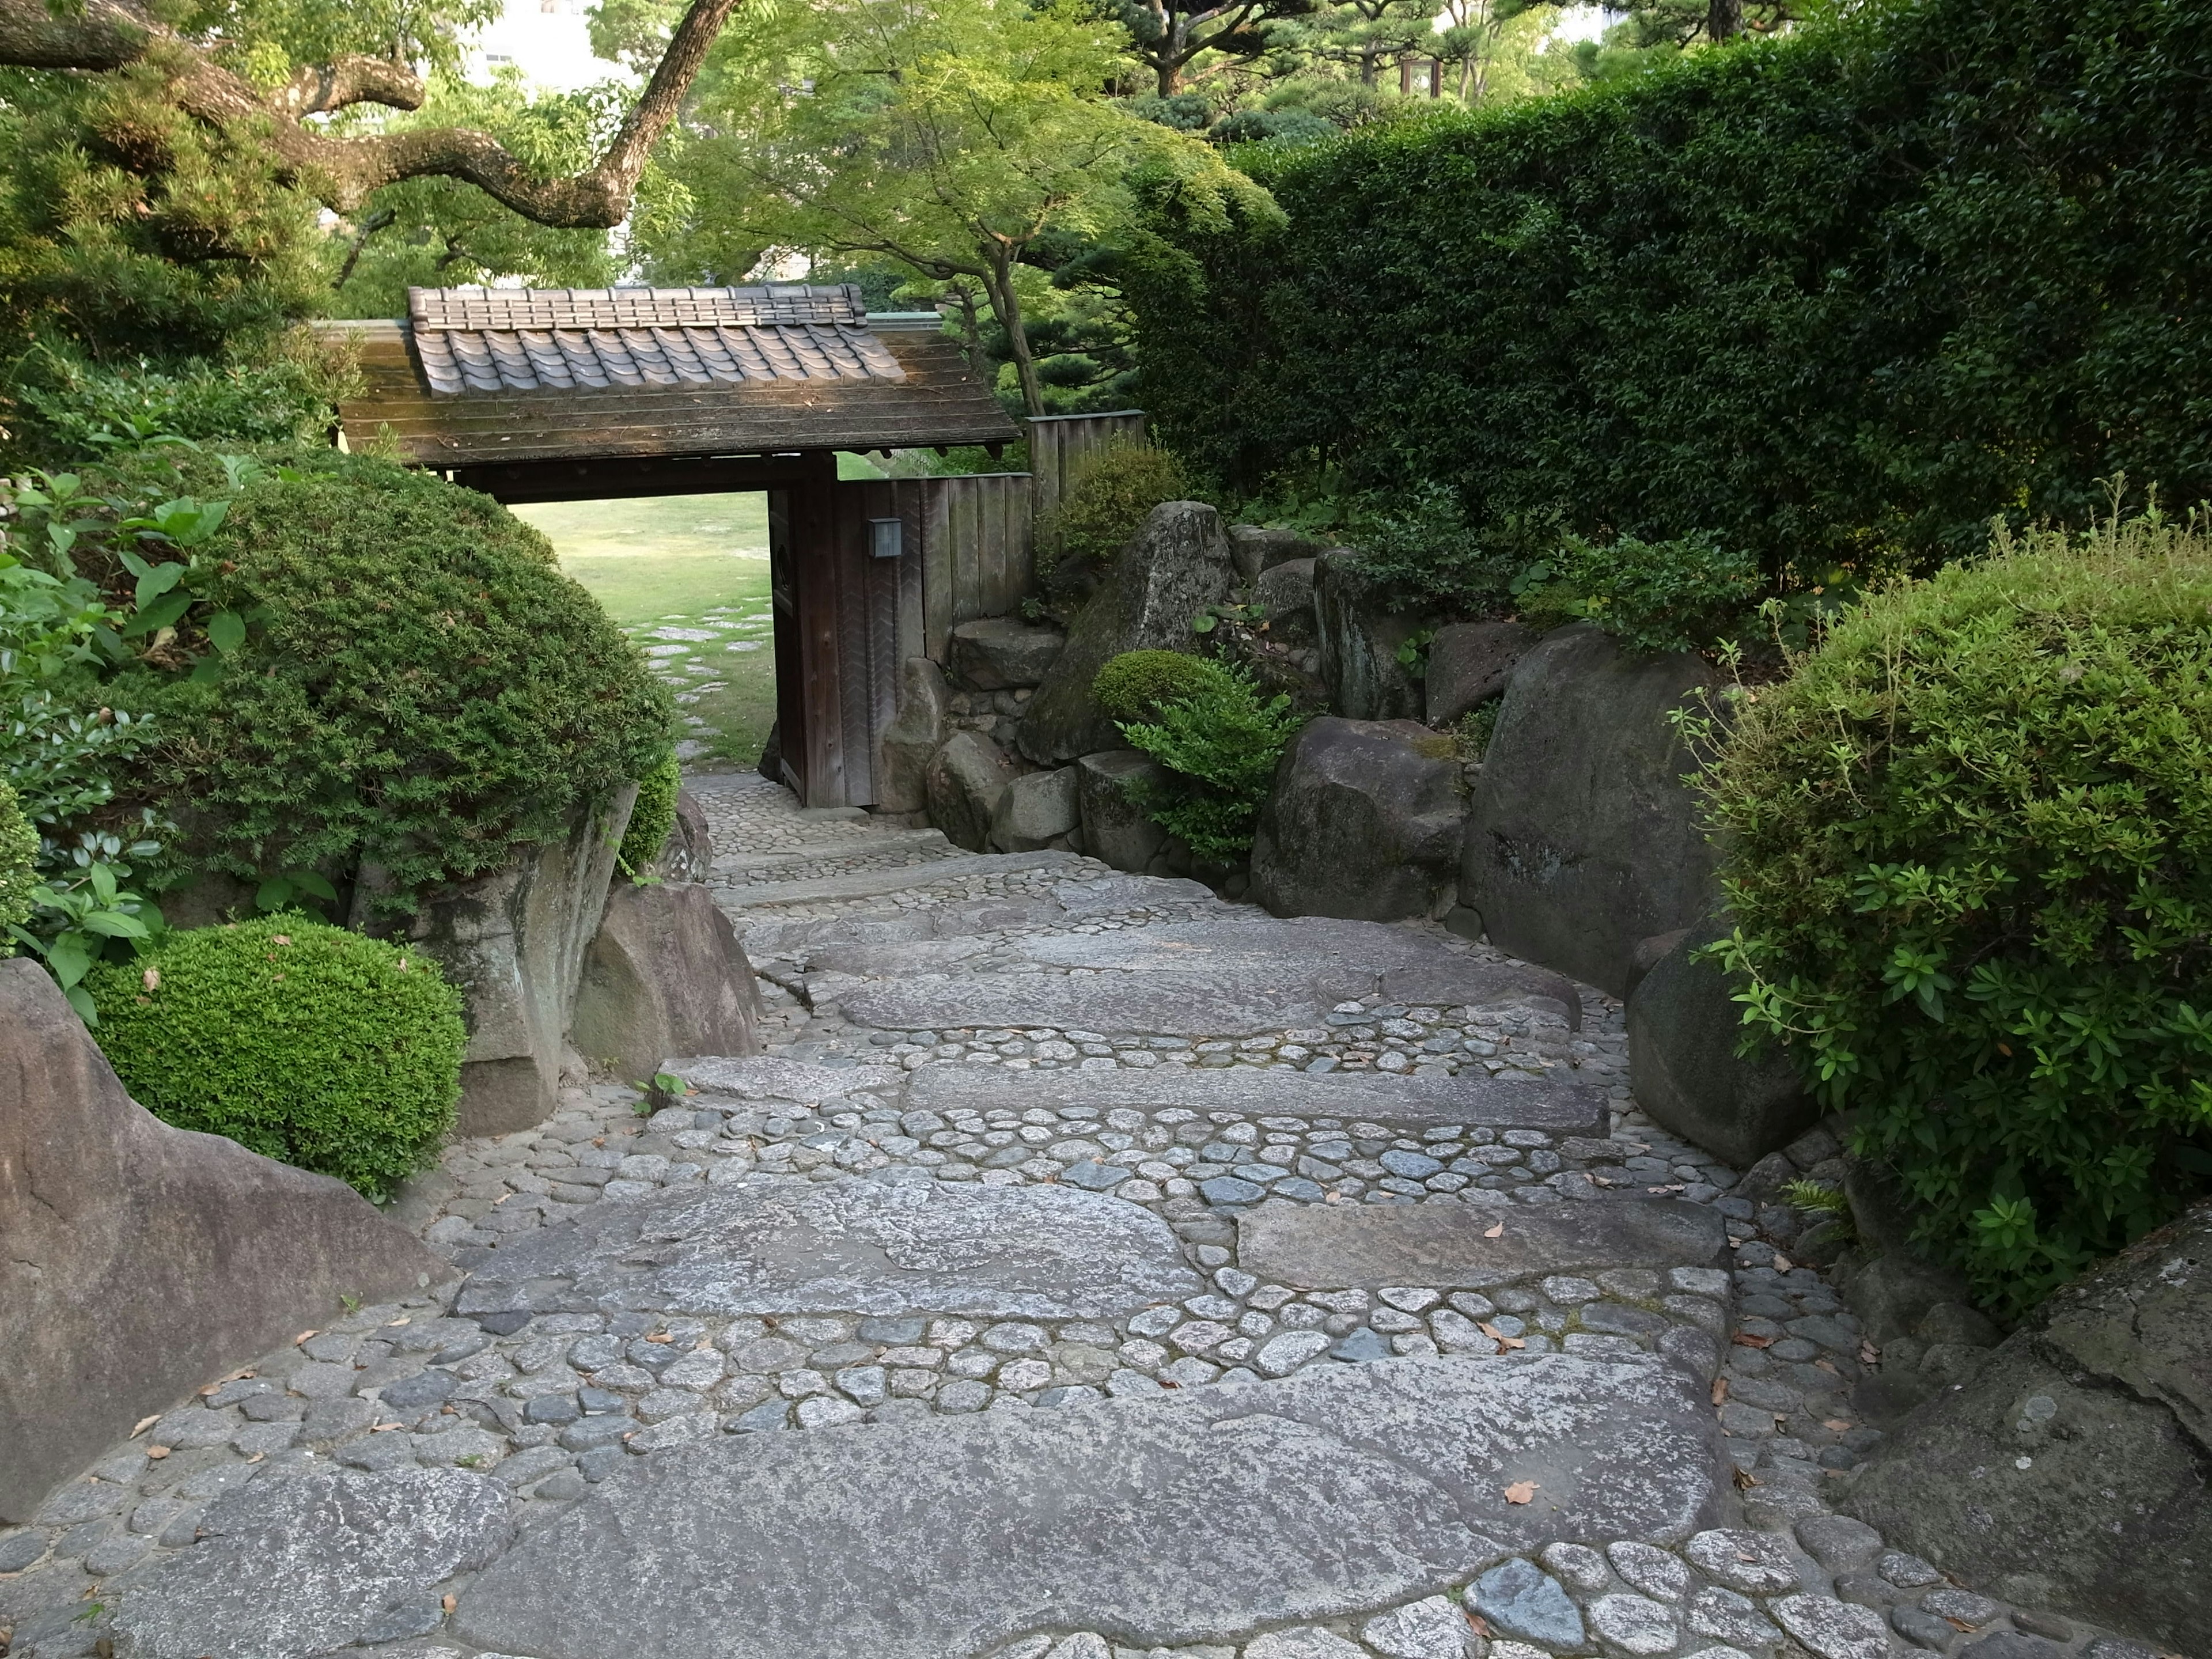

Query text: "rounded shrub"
[1093, 649, 1234, 723]
[0, 778, 37, 948]
[617, 751, 681, 880]
[117, 453, 673, 910]
[86, 912, 466, 1199]
[1035, 442, 1190, 599]
[1698, 509, 2212, 1313]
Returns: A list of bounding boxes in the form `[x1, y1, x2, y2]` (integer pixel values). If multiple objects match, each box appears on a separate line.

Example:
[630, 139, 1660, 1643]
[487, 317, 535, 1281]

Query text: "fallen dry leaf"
[1502, 1481, 1539, 1505]
[245, 1453, 264, 1464]
[142, 967, 160, 992]
[1711, 1378, 1730, 1406]
[371, 1423, 403, 1433]
[145, 1446, 170, 1460]
[1732, 1468, 1758, 1490]
[442, 1596, 457, 1615]
[1733, 1332, 1774, 1350]
[293, 1330, 317, 1346]
[197, 1384, 217, 1397]
[1482, 1221, 1506, 1239]
[1770, 1253, 1795, 1272]
[1945, 1618, 1976, 1633]
[646, 1332, 673, 1344]
[385, 1317, 410, 1327]
[1823, 1418, 1853, 1431]
[130, 1415, 159, 1437]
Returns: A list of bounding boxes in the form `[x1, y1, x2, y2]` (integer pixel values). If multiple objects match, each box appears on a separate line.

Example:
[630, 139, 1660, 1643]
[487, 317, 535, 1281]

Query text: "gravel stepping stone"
[723, 851, 1082, 908]
[454, 1353, 1718, 1659]
[1237, 1196, 1728, 1291]
[838, 969, 1336, 1038]
[108, 1468, 510, 1657]
[463, 1179, 1203, 1320]
[907, 1065, 1609, 1134]
[672, 1056, 904, 1100]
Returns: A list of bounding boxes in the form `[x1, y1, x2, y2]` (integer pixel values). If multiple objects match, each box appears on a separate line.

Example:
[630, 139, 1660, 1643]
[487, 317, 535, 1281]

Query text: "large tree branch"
[0, 0, 744, 229]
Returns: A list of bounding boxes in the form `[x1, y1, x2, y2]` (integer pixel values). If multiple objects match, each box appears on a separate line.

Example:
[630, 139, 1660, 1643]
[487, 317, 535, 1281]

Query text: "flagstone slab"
[450, 1353, 1723, 1659]
[460, 1179, 1203, 1320]
[1237, 1195, 1729, 1291]
[905, 1062, 1609, 1134]
[109, 1468, 510, 1659]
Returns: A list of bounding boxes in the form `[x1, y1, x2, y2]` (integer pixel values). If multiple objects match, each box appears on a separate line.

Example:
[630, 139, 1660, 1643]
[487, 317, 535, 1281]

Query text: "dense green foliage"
[1093, 648, 1227, 723]
[87, 912, 465, 1199]
[1112, 658, 1304, 863]
[1036, 443, 1192, 599]
[1515, 533, 1764, 653]
[1129, 0, 2212, 579]
[0, 779, 36, 946]
[618, 752, 682, 880]
[112, 453, 672, 908]
[1696, 510, 2212, 1314]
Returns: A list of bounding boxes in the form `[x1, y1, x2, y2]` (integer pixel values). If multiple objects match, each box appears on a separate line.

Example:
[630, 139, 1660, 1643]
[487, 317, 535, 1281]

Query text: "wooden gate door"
[770, 465, 925, 809]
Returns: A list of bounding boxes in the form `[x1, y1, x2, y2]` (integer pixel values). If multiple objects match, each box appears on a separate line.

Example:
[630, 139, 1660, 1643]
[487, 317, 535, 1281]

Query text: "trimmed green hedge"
[618, 751, 681, 879]
[1093, 649, 1233, 723]
[1698, 511, 2212, 1314]
[87, 912, 465, 1199]
[115, 454, 672, 908]
[1128, 0, 2212, 579]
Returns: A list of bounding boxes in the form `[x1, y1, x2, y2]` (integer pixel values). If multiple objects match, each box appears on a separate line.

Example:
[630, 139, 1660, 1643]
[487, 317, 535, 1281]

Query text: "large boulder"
[1845, 1202, 2212, 1654]
[1255, 558, 1317, 637]
[1077, 750, 1168, 874]
[925, 729, 1018, 852]
[372, 786, 637, 1136]
[0, 959, 450, 1524]
[1228, 524, 1319, 584]
[877, 657, 951, 815]
[1314, 551, 1427, 722]
[990, 765, 1081, 853]
[1426, 620, 1537, 728]
[654, 787, 712, 882]
[1017, 502, 1237, 764]
[1626, 921, 1815, 1168]
[1461, 624, 1718, 996]
[948, 617, 1066, 691]
[1251, 718, 1465, 922]
[570, 881, 764, 1081]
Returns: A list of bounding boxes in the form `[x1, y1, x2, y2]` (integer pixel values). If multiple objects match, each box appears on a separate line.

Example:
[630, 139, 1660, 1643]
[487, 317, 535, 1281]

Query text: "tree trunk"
[1706, 0, 1741, 40]
[981, 257, 1044, 418]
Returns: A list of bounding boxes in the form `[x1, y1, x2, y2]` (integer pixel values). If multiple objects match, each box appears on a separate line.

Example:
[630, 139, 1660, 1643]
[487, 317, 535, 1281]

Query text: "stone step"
[1234, 1191, 1729, 1291]
[719, 850, 1085, 909]
[813, 912, 1585, 1033]
[440, 1351, 1723, 1659]
[905, 1060, 1612, 1136]
[454, 1176, 1205, 1323]
[711, 828, 955, 878]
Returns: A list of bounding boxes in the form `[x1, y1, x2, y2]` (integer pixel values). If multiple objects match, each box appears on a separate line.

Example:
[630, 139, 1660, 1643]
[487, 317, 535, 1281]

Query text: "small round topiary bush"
[1092, 649, 1233, 723]
[86, 912, 467, 1200]
[115, 453, 673, 910]
[1697, 507, 2212, 1313]
[1035, 441, 1191, 599]
[0, 779, 37, 950]
[617, 751, 681, 880]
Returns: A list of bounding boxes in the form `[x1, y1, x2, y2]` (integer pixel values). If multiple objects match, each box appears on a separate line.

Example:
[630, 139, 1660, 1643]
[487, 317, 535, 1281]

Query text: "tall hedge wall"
[1128, 0, 2212, 575]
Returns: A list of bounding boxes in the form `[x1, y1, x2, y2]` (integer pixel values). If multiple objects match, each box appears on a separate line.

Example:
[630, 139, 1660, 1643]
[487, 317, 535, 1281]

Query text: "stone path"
[0, 768, 2161, 1659]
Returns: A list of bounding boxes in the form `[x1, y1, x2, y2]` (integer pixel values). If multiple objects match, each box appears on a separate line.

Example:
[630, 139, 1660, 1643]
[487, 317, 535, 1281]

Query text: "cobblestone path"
[0, 771, 2157, 1659]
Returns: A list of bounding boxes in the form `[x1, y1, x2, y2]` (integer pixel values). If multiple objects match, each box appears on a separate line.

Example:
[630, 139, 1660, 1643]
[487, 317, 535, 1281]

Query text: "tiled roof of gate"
[408, 284, 907, 396]
[316, 283, 1019, 465]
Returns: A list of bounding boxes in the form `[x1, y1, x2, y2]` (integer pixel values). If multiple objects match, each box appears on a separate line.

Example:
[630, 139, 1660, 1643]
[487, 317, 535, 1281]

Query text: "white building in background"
[463, 0, 613, 92]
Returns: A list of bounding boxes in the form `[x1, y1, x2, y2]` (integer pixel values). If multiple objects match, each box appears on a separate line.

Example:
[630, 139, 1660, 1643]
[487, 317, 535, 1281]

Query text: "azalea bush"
[1695, 503, 2212, 1313]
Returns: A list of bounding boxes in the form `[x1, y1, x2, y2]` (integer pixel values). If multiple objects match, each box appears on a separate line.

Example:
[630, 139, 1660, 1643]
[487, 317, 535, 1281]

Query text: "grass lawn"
[515, 492, 778, 767]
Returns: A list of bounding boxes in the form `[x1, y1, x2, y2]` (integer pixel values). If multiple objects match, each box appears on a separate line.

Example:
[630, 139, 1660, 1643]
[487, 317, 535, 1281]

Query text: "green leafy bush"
[1513, 533, 1763, 653]
[1117, 663, 1304, 863]
[1696, 507, 2212, 1314]
[112, 454, 673, 909]
[1035, 441, 1191, 599]
[86, 912, 465, 1199]
[0, 781, 36, 946]
[1128, 0, 2212, 581]
[618, 751, 681, 879]
[1093, 649, 1234, 723]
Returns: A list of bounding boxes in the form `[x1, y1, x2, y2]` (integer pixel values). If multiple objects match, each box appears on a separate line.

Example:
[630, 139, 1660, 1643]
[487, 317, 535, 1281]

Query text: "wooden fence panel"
[1027, 410, 1146, 524]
